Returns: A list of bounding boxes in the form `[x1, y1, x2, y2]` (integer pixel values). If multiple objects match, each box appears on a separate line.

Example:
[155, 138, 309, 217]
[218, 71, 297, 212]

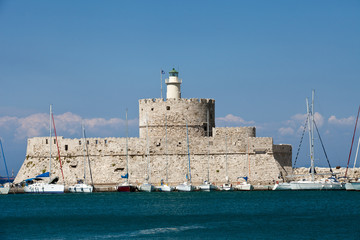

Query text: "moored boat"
[0, 139, 11, 195]
[290, 177, 344, 191]
[0, 185, 10, 195]
[24, 176, 64, 194]
[176, 181, 195, 192]
[220, 182, 233, 191]
[198, 180, 217, 191]
[176, 120, 195, 192]
[235, 182, 254, 191]
[24, 105, 65, 194]
[139, 182, 155, 192]
[156, 184, 174, 192]
[272, 182, 291, 191]
[68, 124, 94, 193]
[345, 181, 360, 191]
[68, 181, 93, 193]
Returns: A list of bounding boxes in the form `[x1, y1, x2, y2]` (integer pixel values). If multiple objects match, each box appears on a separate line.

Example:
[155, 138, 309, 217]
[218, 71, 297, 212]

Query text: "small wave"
[90, 225, 205, 239]
[132, 225, 205, 236]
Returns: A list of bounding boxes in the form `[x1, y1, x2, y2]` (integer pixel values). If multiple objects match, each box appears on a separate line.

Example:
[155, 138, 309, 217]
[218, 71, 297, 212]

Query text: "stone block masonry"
[15, 96, 292, 186]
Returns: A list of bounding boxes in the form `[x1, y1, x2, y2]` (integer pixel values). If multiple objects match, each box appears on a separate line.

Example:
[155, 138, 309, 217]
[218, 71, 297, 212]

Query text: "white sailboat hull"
[176, 183, 195, 192]
[68, 183, 93, 193]
[290, 180, 344, 190]
[273, 183, 292, 191]
[156, 184, 174, 192]
[345, 182, 360, 191]
[235, 183, 253, 191]
[139, 183, 155, 192]
[24, 183, 64, 194]
[198, 183, 217, 191]
[221, 183, 233, 191]
[0, 186, 10, 194]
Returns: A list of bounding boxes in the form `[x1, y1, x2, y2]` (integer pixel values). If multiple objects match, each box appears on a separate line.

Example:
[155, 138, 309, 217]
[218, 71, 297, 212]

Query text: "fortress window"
[79, 140, 81, 145]
[87, 140, 89, 145]
[104, 139, 107, 144]
[54, 139, 56, 144]
[151, 108, 154, 111]
[46, 139, 48, 144]
[65, 145, 68, 151]
[166, 106, 170, 110]
[95, 140, 98, 144]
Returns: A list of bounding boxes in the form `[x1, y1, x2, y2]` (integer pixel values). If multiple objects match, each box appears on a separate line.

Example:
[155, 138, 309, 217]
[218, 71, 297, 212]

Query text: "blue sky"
[1, 0, 360, 176]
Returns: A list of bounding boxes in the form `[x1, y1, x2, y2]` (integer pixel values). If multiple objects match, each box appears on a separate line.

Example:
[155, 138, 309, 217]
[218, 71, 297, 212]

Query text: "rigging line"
[52, 113, 65, 184]
[83, 128, 95, 188]
[345, 105, 360, 178]
[293, 113, 309, 169]
[313, 119, 333, 173]
[0, 139, 11, 183]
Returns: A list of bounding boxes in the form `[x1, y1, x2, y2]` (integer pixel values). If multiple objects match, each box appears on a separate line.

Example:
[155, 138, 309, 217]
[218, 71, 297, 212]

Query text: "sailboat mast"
[49, 104, 52, 178]
[145, 115, 150, 182]
[125, 109, 129, 182]
[207, 108, 210, 182]
[82, 123, 87, 184]
[83, 127, 94, 187]
[165, 113, 168, 183]
[306, 97, 314, 181]
[186, 120, 191, 183]
[225, 132, 228, 181]
[345, 105, 360, 178]
[353, 135, 360, 171]
[311, 90, 315, 181]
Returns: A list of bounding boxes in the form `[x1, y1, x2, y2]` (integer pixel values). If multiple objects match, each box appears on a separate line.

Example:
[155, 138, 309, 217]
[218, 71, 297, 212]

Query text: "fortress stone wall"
[15, 98, 292, 186]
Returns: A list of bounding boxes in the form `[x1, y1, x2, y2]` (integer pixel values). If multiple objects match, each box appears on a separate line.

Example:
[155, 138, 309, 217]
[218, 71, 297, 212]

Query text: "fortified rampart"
[15, 125, 292, 186]
[14, 68, 293, 186]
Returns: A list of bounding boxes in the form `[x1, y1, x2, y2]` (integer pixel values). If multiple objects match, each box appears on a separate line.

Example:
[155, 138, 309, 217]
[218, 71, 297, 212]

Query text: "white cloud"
[328, 115, 355, 126]
[216, 114, 255, 125]
[313, 112, 324, 127]
[278, 127, 295, 136]
[0, 112, 137, 140]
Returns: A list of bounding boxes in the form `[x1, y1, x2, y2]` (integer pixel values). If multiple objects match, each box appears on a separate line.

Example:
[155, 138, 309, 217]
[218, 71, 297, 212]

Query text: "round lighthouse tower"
[165, 68, 182, 99]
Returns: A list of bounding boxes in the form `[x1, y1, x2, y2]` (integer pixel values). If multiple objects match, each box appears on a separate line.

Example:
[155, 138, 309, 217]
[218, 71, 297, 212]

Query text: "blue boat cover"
[36, 172, 50, 178]
[121, 173, 128, 179]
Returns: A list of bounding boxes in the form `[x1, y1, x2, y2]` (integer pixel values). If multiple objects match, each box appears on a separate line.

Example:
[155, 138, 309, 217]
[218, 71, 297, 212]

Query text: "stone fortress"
[15, 69, 292, 186]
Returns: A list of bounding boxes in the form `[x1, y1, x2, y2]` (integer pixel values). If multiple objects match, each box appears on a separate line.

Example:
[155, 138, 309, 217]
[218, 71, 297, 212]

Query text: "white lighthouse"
[165, 68, 182, 99]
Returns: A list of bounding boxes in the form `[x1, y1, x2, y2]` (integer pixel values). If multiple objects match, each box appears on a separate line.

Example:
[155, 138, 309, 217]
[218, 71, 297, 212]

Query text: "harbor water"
[1, 191, 359, 239]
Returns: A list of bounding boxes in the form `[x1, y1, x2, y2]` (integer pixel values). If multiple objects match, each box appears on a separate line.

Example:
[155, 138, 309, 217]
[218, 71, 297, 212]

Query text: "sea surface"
[1, 191, 359, 239]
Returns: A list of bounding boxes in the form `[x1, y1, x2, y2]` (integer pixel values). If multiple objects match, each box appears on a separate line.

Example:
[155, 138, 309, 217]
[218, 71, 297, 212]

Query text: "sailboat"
[345, 106, 360, 191]
[221, 131, 233, 191]
[117, 110, 137, 192]
[176, 120, 195, 192]
[24, 105, 65, 194]
[0, 139, 10, 195]
[139, 115, 155, 192]
[156, 114, 174, 192]
[68, 123, 94, 193]
[235, 137, 253, 191]
[199, 109, 217, 191]
[275, 91, 344, 191]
